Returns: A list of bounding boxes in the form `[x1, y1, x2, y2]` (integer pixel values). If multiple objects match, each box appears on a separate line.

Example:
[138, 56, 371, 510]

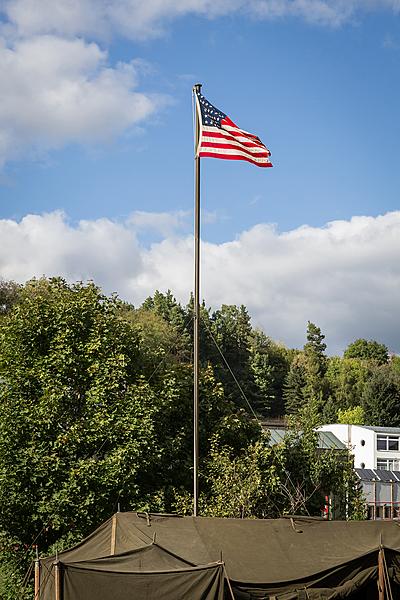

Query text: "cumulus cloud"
[129, 210, 190, 238]
[1, 209, 400, 354]
[3, 0, 400, 39]
[0, 35, 163, 164]
[0, 0, 398, 163]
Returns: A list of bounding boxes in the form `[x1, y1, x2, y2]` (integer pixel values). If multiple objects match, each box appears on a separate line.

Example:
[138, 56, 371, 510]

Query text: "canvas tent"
[37, 512, 400, 599]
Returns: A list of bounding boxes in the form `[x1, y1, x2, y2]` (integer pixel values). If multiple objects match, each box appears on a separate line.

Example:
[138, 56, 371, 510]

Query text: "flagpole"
[193, 82, 202, 517]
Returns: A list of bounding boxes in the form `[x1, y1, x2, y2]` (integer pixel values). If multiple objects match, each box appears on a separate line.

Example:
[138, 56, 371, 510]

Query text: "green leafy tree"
[325, 357, 370, 411]
[141, 290, 191, 362]
[391, 355, 400, 376]
[0, 278, 157, 549]
[200, 435, 285, 519]
[362, 365, 400, 426]
[344, 338, 389, 365]
[0, 279, 261, 575]
[207, 304, 253, 405]
[337, 406, 365, 425]
[193, 400, 361, 520]
[0, 279, 21, 315]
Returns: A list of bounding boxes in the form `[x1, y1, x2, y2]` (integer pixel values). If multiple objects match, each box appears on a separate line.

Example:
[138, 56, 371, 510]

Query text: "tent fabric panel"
[231, 549, 400, 598]
[67, 542, 197, 572]
[38, 560, 55, 600]
[63, 562, 224, 600]
[231, 563, 378, 598]
[39, 514, 400, 595]
[110, 514, 400, 584]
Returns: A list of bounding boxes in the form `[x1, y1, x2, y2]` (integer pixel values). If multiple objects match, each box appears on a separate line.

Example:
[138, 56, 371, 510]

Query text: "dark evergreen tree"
[283, 354, 308, 414]
[362, 365, 400, 426]
[249, 330, 289, 416]
[303, 322, 328, 404]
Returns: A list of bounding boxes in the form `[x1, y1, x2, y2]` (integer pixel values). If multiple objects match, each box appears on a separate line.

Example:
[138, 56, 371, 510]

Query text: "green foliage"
[325, 357, 370, 410]
[0, 279, 21, 315]
[337, 406, 365, 425]
[0, 278, 157, 547]
[0, 279, 260, 574]
[206, 304, 254, 409]
[198, 401, 360, 520]
[344, 338, 389, 365]
[141, 294, 291, 418]
[0, 278, 394, 591]
[283, 353, 308, 414]
[248, 330, 289, 416]
[303, 321, 327, 398]
[390, 355, 400, 375]
[362, 365, 400, 426]
[0, 560, 30, 600]
[200, 435, 284, 519]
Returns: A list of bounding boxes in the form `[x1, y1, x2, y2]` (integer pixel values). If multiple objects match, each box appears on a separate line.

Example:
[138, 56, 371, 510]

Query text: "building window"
[377, 458, 400, 470]
[377, 435, 399, 451]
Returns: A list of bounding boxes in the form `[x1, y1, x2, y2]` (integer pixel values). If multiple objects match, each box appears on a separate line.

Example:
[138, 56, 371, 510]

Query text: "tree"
[248, 330, 289, 417]
[283, 353, 308, 414]
[344, 339, 389, 365]
[337, 406, 365, 425]
[141, 290, 191, 363]
[0, 280, 21, 315]
[303, 321, 327, 399]
[325, 357, 370, 411]
[192, 400, 361, 520]
[362, 365, 400, 426]
[207, 304, 253, 405]
[0, 278, 157, 549]
[0, 279, 260, 562]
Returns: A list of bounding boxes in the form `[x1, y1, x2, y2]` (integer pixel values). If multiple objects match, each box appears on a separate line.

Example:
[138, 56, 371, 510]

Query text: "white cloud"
[3, 0, 400, 40]
[0, 35, 163, 164]
[0, 0, 398, 164]
[129, 210, 190, 237]
[1, 210, 400, 354]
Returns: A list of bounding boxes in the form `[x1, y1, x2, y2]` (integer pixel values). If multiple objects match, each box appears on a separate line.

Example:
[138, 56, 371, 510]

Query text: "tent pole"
[378, 547, 385, 600]
[110, 513, 117, 555]
[193, 83, 202, 517]
[222, 563, 236, 600]
[54, 557, 61, 600]
[34, 546, 40, 600]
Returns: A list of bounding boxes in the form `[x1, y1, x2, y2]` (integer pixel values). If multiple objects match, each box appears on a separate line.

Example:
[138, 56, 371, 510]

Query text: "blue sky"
[1, 1, 400, 353]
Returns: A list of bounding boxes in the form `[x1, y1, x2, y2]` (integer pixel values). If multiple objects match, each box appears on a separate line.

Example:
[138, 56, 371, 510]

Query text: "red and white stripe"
[196, 105, 272, 168]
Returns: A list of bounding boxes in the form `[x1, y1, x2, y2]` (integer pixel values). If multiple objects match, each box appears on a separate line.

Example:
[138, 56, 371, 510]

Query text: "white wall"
[318, 424, 374, 469]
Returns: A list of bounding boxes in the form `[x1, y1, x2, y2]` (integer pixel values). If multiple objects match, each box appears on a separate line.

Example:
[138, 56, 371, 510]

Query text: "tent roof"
[67, 542, 196, 572]
[45, 512, 400, 585]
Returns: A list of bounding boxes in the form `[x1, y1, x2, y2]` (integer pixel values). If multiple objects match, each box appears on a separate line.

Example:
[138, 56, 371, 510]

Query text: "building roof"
[322, 424, 400, 435]
[355, 468, 400, 482]
[358, 425, 400, 434]
[265, 427, 346, 450]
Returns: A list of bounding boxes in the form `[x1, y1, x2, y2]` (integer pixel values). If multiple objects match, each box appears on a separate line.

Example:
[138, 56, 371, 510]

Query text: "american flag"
[195, 90, 272, 168]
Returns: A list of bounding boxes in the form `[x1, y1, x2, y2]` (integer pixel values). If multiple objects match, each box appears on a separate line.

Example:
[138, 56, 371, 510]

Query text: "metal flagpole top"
[193, 83, 202, 93]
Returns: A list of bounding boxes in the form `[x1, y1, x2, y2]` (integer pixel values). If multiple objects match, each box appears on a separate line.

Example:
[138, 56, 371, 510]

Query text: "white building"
[318, 424, 400, 471]
[318, 424, 400, 519]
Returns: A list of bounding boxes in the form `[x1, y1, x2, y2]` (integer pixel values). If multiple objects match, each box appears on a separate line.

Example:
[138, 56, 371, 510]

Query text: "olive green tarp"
[38, 513, 400, 599]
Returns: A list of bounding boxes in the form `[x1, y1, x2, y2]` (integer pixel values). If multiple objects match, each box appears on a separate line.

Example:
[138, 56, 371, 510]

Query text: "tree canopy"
[0, 278, 393, 596]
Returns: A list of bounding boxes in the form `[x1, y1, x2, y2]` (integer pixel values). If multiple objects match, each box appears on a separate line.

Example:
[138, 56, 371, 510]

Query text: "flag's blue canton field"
[197, 94, 226, 127]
